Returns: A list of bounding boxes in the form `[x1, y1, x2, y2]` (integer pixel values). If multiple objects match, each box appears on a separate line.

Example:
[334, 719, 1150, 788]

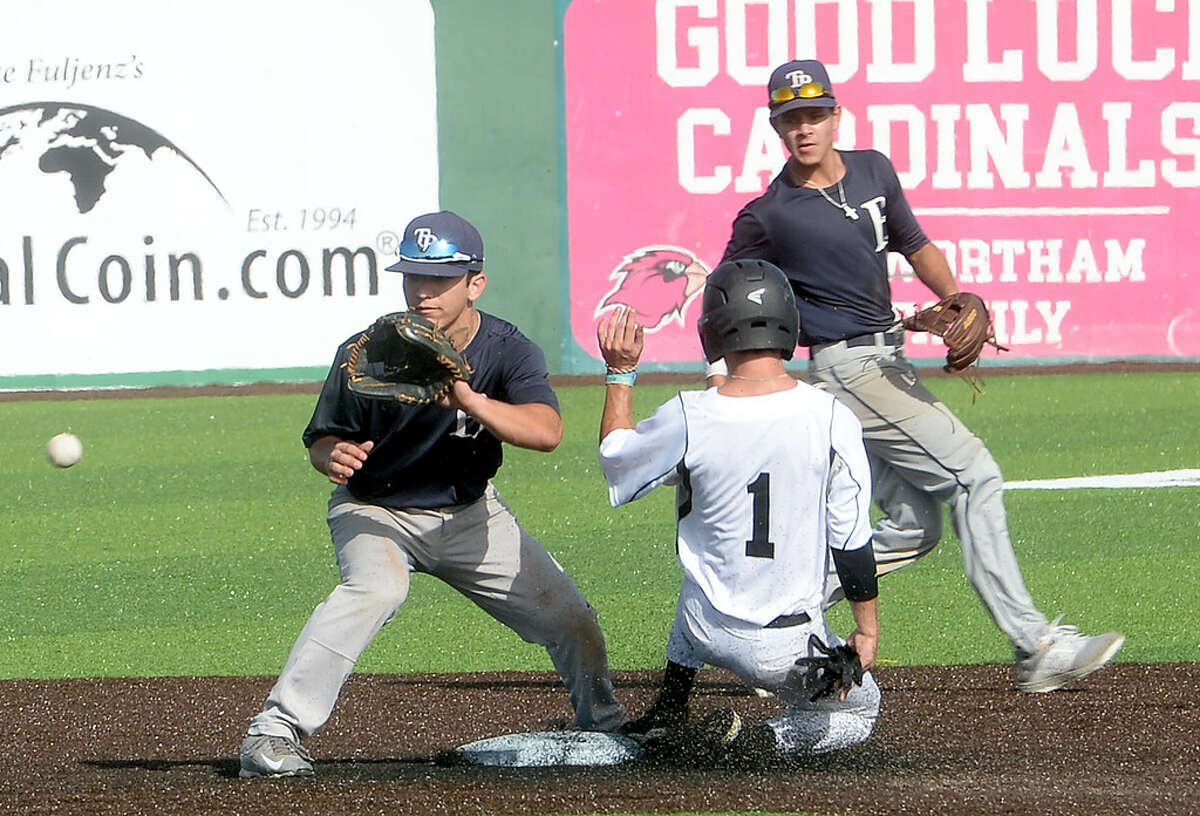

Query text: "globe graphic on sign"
[0, 101, 227, 222]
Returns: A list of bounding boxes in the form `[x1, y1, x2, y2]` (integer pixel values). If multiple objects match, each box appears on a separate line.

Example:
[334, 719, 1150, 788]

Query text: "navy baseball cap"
[768, 59, 837, 119]
[385, 210, 485, 277]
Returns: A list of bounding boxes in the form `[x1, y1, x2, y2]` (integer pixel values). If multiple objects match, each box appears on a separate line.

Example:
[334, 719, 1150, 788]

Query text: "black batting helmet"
[697, 259, 799, 362]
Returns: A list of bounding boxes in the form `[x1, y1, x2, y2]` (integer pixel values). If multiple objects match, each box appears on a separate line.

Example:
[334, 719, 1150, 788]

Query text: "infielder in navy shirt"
[624, 59, 1124, 740]
[720, 60, 1122, 694]
[239, 210, 626, 779]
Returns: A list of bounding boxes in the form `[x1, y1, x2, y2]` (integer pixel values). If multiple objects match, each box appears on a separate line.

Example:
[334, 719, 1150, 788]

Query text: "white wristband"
[704, 358, 728, 379]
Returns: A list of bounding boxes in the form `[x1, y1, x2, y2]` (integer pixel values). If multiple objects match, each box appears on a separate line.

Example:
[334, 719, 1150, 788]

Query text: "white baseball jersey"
[599, 382, 872, 626]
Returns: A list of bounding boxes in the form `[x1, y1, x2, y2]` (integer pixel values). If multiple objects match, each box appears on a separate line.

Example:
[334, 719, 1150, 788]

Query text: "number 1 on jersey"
[745, 472, 775, 559]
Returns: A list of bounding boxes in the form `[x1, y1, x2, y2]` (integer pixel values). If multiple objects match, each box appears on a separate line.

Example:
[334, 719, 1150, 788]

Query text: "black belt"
[764, 611, 811, 628]
[844, 331, 899, 348]
[809, 331, 900, 357]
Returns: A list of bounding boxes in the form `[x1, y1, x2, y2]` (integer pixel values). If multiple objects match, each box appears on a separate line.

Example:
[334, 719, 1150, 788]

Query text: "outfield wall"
[2, 0, 1198, 388]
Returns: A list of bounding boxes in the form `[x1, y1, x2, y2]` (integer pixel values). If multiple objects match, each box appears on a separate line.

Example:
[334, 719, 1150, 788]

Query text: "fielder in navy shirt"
[239, 210, 625, 781]
[720, 61, 1121, 694]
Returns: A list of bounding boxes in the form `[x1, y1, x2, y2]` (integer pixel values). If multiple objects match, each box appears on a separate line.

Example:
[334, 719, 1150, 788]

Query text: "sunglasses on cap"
[397, 237, 483, 265]
[769, 81, 831, 105]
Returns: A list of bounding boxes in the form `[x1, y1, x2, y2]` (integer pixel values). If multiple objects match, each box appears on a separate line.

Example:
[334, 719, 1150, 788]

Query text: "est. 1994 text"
[246, 208, 358, 232]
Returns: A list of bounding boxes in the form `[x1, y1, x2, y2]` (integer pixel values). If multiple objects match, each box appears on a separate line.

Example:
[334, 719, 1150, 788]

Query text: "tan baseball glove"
[901, 292, 1008, 374]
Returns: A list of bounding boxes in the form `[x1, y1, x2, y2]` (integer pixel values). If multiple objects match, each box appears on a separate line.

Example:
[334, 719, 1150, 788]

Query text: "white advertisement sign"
[0, 1, 437, 381]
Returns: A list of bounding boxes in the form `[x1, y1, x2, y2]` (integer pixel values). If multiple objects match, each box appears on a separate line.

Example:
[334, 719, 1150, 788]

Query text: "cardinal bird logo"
[594, 246, 711, 332]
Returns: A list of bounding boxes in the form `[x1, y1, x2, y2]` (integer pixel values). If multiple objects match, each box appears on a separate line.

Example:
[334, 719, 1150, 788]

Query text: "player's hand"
[597, 306, 644, 371]
[846, 629, 878, 679]
[324, 439, 374, 485]
[439, 378, 476, 412]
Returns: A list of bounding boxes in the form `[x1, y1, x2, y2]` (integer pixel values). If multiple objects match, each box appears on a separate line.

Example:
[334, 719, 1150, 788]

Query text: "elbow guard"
[832, 541, 878, 602]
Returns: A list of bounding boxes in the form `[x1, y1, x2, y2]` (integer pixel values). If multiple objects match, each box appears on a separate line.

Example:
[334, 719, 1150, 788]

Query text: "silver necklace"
[809, 179, 859, 220]
[728, 373, 793, 382]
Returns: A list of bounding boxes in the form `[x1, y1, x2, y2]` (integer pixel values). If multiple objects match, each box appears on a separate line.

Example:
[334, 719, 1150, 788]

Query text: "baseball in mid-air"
[46, 432, 83, 468]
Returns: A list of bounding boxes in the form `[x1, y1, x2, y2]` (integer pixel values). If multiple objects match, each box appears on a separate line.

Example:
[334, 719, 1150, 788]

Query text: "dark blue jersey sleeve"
[722, 207, 774, 265]
[875, 154, 929, 257]
[492, 332, 559, 412]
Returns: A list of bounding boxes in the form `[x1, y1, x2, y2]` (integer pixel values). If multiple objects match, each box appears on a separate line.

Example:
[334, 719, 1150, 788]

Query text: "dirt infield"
[2, 663, 1197, 815]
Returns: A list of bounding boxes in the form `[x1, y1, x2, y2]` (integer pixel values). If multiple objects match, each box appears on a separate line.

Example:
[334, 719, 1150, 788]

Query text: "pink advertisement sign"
[564, 0, 1200, 367]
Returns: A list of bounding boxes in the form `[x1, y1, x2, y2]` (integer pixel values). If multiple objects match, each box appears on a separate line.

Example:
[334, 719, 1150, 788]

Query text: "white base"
[449, 731, 644, 767]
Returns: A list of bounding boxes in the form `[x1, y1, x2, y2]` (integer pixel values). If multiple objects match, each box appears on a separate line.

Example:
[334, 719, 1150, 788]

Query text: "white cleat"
[239, 734, 315, 779]
[1016, 616, 1125, 693]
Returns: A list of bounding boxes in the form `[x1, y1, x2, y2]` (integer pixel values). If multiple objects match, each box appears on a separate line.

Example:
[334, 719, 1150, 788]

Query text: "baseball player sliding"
[238, 210, 626, 779]
[596, 259, 881, 761]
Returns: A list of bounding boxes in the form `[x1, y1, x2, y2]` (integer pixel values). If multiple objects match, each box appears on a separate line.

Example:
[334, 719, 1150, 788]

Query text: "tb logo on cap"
[413, 227, 437, 252]
[785, 69, 814, 88]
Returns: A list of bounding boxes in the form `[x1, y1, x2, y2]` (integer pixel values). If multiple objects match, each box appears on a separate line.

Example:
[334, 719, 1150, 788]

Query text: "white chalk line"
[1004, 469, 1200, 490]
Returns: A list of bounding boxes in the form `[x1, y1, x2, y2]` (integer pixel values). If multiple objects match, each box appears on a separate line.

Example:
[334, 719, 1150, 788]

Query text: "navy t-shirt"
[722, 149, 929, 347]
[302, 311, 559, 509]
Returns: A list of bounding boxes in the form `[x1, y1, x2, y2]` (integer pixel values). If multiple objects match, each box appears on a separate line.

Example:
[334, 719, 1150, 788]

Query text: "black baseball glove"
[343, 311, 472, 404]
[792, 634, 864, 702]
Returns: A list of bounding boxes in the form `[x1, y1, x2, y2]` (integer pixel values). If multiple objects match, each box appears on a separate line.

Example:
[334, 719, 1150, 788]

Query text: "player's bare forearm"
[599, 384, 635, 444]
[908, 242, 958, 299]
[847, 596, 879, 673]
[308, 435, 375, 485]
[448, 381, 563, 452]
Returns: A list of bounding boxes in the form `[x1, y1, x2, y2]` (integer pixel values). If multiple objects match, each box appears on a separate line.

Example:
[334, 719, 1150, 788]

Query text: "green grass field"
[1, 371, 1198, 681]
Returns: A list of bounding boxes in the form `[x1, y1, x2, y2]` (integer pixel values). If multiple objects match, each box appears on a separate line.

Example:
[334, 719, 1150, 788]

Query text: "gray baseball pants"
[666, 581, 880, 755]
[248, 484, 626, 741]
[809, 332, 1048, 657]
